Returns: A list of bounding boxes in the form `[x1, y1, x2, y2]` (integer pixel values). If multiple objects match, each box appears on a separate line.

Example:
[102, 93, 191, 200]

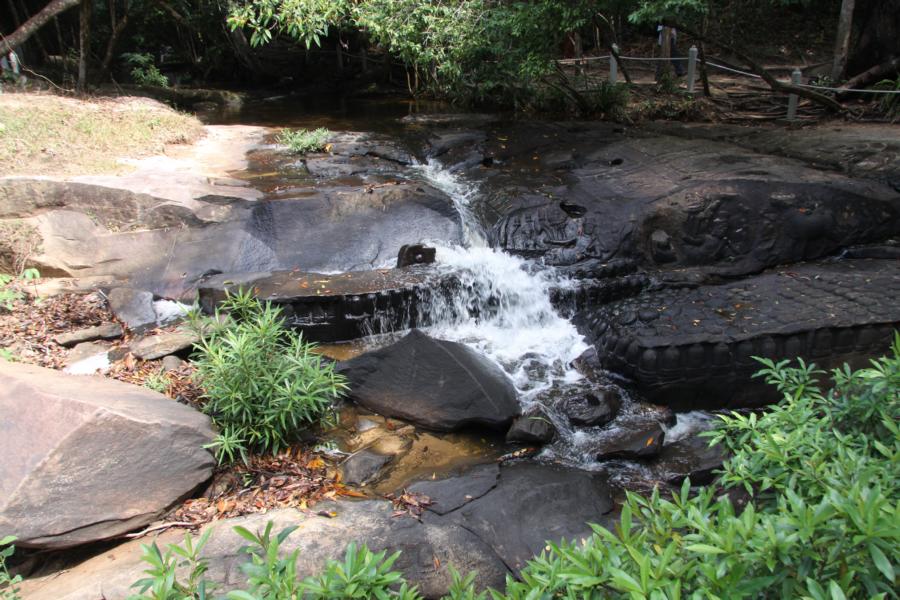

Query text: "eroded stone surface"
[579, 259, 900, 409]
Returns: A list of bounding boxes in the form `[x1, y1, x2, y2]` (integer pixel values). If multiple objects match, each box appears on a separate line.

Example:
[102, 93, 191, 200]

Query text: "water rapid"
[414, 161, 588, 401]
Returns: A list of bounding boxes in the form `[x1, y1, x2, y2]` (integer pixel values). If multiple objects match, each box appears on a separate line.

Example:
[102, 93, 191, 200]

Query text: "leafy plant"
[502, 336, 900, 599]
[128, 529, 213, 600]
[122, 53, 170, 88]
[276, 128, 331, 154]
[299, 542, 421, 599]
[228, 522, 304, 600]
[873, 75, 900, 121]
[143, 371, 170, 394]
[190, 289, 348, 462]
[0, 268, 39, 311]
[0, 536, 22, 600]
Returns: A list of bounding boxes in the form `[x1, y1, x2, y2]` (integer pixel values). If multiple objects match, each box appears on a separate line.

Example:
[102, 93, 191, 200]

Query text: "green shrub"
[0, 536, 21, 600]
[190, 289, 347, 463]
[276, 128, 331, 154]
[0, 268, 39, 311]
[131, 524, 419, 600]
[122, 53, 170, 88]
[503, 337, 899, 599]
[128, 529, 212, 600]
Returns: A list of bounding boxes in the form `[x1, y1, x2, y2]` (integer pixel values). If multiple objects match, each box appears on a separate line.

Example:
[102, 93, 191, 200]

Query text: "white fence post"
[687, 46, 698, 93]
[787, 68, 801, 120]
[609, 44, 618, 84]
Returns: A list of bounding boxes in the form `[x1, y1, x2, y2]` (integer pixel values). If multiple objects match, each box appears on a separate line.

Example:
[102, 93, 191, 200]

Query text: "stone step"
[578, 259, 900, 409]
[198, 267, 448, 342]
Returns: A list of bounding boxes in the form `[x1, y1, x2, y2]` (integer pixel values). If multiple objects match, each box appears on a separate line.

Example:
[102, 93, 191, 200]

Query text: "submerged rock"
[340, 449, 392, 485]
[556, 386, 621, 427]
[506, 405, 557, 444]
[339, 330, 520, 431]
[0, 361, 215, 549]
[592, 421, 666, 461]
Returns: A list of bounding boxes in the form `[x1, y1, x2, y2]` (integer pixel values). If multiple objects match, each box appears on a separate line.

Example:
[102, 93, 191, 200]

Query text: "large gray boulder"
[0, 361, 216, 549]
[339, 330, 520, 431]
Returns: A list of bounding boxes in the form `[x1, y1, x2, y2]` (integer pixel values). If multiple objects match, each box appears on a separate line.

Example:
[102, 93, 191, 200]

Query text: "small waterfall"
[415, 160, 588, 400]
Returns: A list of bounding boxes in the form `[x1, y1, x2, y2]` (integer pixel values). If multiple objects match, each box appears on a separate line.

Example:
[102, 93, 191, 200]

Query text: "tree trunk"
[831, 0, 855, 81]
[335, 38, 343, 72]
[99, 0, 128, 80]
[0, 0, 81, 54]
[838, 56, 900, 95]
[77, 0, 91, 92]
[657, 26, 672, 82]
[846, 0, 899, 77]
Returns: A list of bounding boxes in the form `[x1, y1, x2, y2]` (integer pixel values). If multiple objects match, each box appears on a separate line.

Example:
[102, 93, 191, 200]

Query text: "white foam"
[64, 353, 111, 375]
[663, 411, 716, 445]
[154, 299, 192, 326]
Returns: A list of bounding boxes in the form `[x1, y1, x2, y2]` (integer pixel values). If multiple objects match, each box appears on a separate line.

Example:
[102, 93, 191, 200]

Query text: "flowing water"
[411, 159, 709, 475]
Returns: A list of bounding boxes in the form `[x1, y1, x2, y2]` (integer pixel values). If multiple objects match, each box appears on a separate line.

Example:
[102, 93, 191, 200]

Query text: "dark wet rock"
[397, 243, 437, 267]
[506, 405, 557, 444]
[0, 361, 215, 550]
[593, 421, 665, 461]
[107, 288, 156, 332]
[130, 328, 200, 360]
[408, 463, 500, 515]
[581, 259, 900, 409]
[557, 387, 621, 427]
[328, 133, 415, 165]
[199, 267, 446, 342]
[339, 330, 519, 431]
[341, 450, 392, 485]
[427, 130, 487, 158]
[443, 463, 615, 572]
[654, 435, 727, 486]
[20, 502, 509, 600]
[483, 126, 900, 276]
[53, 323, 123, 347]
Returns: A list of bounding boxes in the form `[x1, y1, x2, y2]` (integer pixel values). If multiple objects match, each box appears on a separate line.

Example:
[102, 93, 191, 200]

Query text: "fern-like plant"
[276, 128, 331, 154]
[190, 289, 347, 463]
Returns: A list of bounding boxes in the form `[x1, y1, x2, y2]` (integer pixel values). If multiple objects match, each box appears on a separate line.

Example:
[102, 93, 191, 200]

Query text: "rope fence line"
[556, 47, 899, 119]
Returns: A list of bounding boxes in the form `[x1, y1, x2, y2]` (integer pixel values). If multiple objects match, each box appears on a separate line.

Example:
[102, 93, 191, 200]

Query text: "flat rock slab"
[339, 330, 520, 431]
[53, 323, 123, 347]
[107, 287, 156, 332]
[439, 462, 616, 572]
[130, 328, 199, 360]
[199, 267, 443, 342]
[409, 463, 501, 515]
[0, 361, 215, 549]
[580, 259, 900, 409]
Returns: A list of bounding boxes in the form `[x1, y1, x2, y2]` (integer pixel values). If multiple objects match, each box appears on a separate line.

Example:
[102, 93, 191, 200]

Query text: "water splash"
[415, 160, 588, 399]
[426, 245, 588, 398]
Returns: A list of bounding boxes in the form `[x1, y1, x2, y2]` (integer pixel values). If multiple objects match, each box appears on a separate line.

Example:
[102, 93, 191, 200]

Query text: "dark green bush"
[190, 289, 347, 463]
